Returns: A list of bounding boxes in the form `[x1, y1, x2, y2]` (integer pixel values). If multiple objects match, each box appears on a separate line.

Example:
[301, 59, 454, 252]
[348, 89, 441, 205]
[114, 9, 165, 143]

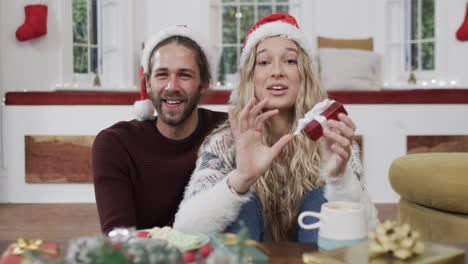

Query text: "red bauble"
[137, 231, 150, 238]
[198, 244, 212, 258]
[182, 251, 196, 262]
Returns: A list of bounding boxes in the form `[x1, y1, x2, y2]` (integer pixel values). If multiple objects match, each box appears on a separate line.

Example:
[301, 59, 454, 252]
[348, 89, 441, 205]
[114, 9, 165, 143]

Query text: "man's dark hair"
[147, 36, 211, 88]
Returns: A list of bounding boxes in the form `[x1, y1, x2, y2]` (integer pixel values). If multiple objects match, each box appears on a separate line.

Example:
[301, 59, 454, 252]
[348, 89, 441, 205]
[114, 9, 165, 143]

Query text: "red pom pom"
[198, 243, 212, 258]
[137, 231, 150, 238]
[183, 251, 196, 262]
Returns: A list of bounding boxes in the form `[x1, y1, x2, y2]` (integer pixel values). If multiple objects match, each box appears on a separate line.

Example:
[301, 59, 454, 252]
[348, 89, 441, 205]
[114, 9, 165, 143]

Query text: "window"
[217, 0, 290, 86]
[405, 0, 435, 71]
[62, 0, 134, 90]
[386, 0, 437, 86]
[72, 0, 102, 76]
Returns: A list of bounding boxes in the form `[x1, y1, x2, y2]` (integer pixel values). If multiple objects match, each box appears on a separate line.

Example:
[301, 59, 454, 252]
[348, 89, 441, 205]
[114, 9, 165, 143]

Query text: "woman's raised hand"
[322, 113, 356, 178]
[227, 98, 293, 193]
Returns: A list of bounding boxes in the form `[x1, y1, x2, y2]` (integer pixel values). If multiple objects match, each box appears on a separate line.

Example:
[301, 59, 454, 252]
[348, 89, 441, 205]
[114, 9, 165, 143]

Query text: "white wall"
[0, 0, 71, 189]
[1, 0, 65, 94]
[1, 0, 468, 203]
[312, 0, 376, 39]
[443, 0, 468, 85]
[2, 0, 468, 95]
[2, 105, 134, 203]
[3, 104, 468, 203]
[2, 0, 467, 93]
[145, 0, 211, 37]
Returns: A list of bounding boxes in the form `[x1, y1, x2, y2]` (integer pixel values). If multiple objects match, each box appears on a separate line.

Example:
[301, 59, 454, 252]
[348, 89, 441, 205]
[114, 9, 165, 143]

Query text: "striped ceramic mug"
[298, 201, 368, 250]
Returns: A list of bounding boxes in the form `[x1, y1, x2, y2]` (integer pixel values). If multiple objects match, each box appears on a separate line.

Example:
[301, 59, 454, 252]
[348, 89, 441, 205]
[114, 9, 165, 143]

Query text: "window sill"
[4, 89, 468, 105]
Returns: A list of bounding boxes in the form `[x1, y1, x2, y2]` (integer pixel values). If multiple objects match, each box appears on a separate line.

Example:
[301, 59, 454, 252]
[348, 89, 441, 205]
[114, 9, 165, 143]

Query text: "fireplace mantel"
[4, 89, 468, 105]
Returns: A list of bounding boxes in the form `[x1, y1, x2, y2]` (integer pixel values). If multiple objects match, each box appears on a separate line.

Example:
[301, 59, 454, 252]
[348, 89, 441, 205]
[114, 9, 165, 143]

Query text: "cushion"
[318, 48, 381, 91]
[317, 36, 373, 51]
[399, 198, 468, 242]
[389, 152, 468, 214]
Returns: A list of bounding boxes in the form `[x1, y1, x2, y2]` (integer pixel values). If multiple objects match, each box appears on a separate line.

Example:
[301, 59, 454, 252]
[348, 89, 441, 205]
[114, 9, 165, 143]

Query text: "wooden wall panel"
[23, 134, 363, 183]
[25, 136, 94, 183]
[407, 135, 468, 154]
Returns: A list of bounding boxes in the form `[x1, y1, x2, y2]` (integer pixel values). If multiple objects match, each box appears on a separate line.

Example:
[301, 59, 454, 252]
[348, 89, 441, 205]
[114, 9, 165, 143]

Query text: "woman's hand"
[322, 113, 356, 178]
[227, 98, 293, 193]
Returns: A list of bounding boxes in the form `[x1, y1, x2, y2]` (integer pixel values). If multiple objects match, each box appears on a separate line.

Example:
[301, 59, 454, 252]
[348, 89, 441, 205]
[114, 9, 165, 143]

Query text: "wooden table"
[262, 242, 318, 263]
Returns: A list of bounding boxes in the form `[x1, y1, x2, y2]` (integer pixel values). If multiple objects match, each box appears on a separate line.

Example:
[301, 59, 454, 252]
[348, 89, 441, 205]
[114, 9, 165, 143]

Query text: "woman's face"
[253, 36, 301, 111]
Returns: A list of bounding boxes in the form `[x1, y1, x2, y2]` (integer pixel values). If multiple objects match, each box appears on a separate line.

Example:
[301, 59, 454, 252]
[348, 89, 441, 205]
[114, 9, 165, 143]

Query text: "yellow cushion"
[399, 198, 468, 242]
[317, 36, 373, 51]
[390, 152, 468, 214]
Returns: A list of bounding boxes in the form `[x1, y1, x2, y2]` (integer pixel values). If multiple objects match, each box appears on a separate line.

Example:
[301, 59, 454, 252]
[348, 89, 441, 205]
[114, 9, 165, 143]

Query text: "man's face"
[148, 43, 204, 126]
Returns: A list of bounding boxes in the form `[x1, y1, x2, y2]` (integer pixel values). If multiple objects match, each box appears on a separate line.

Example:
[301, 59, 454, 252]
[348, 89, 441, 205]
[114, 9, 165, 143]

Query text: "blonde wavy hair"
[206, 38, 328, 241]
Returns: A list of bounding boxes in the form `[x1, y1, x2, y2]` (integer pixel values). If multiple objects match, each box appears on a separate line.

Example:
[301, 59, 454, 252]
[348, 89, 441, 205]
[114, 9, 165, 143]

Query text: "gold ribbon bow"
[220, 233, 269, 254]
[220, 233, 258, 247]
[11, 238, 56, 256]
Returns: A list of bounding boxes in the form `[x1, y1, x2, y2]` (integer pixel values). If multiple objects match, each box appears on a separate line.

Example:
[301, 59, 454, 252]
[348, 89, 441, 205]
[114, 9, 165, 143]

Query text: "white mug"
[298, 201, 368, 250]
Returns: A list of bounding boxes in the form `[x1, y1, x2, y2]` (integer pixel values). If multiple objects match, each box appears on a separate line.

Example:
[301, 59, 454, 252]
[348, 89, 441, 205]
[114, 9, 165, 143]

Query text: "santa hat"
[134, 25, 214, 121]
[232, 13, 314, 103]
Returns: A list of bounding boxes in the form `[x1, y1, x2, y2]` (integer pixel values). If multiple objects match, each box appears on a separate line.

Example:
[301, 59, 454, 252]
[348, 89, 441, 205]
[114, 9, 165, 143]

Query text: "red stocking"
[456, 2, 468, 41]
[16, 4, 48, 41]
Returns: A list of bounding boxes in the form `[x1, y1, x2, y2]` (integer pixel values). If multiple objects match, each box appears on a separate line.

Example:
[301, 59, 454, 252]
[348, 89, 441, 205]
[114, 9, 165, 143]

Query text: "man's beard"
[151, 89, 201, 126]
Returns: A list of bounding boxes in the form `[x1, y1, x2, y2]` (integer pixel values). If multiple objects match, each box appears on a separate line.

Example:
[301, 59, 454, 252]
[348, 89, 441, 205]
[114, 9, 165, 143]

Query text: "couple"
[93, 13, 378, 243]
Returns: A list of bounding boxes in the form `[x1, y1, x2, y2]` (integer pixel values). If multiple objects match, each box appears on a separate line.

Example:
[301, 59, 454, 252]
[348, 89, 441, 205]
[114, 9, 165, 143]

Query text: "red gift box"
[0, 239, 59, 264]
[304, 101, 348, 141]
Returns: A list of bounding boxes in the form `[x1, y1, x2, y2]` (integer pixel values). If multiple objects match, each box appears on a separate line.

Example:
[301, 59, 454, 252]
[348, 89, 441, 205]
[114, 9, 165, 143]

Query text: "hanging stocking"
[16, 4, 48, 41]
[456, 2, 468, 41]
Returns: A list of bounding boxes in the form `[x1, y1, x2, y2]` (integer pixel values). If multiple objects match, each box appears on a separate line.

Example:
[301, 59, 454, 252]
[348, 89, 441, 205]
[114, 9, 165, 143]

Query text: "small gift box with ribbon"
[0, 238, 59, 264]
[294, 99, 348, 141]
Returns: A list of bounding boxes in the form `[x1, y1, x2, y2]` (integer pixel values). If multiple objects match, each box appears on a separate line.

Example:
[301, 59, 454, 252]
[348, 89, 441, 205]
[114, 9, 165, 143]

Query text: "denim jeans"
[224, 188, 327, 242]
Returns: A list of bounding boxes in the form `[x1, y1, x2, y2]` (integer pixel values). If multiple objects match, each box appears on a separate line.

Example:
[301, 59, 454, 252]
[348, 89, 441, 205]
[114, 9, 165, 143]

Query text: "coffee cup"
[298, 201, 367, 250]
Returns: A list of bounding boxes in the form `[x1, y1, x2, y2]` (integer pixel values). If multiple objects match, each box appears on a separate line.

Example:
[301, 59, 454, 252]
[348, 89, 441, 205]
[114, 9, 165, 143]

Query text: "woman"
[174, 13, 378, 242]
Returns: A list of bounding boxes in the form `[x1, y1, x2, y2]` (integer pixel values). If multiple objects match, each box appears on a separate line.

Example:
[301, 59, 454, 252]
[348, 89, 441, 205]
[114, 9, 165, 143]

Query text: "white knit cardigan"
[173, 129, 379, 235]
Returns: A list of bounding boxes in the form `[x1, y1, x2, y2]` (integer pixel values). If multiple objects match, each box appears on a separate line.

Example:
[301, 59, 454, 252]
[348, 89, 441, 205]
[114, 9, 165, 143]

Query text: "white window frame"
[72, 0, 103, 84]
[403, 0, 435, 72]
[210, 0, 300, 90]
[58, 0, 135, 91]
[385, 0, 453, 88]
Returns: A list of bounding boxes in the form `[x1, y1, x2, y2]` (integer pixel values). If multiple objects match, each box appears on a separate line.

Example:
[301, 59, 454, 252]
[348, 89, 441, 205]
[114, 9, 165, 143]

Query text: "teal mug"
[298, 201, 368, 250]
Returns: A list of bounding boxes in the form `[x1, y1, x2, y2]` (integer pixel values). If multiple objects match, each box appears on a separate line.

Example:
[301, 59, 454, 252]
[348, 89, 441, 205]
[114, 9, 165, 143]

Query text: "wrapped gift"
[294, 99, 348, 141]
[209, 233, 268, 264]
[302, 241, 464, 264]
[0, 238, 59, 264]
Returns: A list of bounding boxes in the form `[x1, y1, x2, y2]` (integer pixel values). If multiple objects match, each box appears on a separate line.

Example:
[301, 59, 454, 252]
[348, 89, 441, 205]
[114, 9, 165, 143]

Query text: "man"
[93, 26, 227, 233]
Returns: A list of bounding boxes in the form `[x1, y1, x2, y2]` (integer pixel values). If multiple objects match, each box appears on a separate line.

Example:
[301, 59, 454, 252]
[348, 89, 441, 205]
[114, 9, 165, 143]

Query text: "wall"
[1, 1, 64, 94]
[3, 103, 468, 203]
[312, 0, 376, 39]
[145, 0, 211, 37]
[2, 0, 468, 93]
[443, 0, 468, 84]
[0, 0, 73, 194]
[1, 0, 468, 203]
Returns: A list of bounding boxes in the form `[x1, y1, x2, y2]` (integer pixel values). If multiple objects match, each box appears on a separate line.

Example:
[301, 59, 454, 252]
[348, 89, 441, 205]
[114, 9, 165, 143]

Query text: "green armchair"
[389, 152, 468, 242]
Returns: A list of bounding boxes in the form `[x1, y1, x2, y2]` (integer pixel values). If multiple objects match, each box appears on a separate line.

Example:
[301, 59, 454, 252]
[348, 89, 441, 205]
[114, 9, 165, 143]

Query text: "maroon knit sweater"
[93, 108, 227, 233]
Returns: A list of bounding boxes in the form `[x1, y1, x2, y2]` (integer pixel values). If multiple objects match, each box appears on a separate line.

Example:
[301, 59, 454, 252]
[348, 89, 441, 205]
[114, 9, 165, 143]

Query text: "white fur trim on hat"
[133, 98, 154, 121]
[239, 21, 314, 68]
[140, 26, 214, 79]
